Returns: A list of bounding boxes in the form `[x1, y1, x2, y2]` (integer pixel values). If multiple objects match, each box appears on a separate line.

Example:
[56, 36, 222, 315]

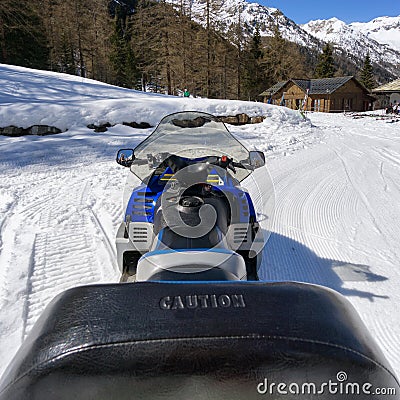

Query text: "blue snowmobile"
[115, 111, 266, 282]
[0, 112, 398, 399]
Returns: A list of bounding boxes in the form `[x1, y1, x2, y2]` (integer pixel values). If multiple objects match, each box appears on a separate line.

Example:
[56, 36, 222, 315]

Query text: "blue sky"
[257, 0, 400, 24]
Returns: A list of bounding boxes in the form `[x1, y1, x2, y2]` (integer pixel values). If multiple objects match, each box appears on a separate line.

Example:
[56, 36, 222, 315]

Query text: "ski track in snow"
[0, 157, 125, 369]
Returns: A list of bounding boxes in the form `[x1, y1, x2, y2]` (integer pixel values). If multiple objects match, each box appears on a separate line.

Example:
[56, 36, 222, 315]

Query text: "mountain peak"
[166, 0, 400, 78]
[302, 17, 347, 33]
[349, 16, 400, 52]
[302, 15, 400, 75]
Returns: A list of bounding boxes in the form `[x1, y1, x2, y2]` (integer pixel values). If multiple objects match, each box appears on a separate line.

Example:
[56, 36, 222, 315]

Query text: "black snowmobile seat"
[0, 282, 398, 400]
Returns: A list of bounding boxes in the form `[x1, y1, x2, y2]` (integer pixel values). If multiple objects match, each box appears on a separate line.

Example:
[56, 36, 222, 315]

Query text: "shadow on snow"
[260, 231, 389, 302]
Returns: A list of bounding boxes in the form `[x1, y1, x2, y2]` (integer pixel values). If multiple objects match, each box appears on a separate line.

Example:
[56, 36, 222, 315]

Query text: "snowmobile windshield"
[130, 111, 252, 182]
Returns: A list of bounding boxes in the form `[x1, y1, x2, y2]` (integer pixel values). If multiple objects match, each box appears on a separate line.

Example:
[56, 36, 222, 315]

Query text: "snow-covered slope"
[0, 63, 302, 131]
[1, 64, 400, 382]
[351, 16, 400, 53]
[302, 17, 400, 77]
[168, 0, 320, 48]
[168, 0, 400, 77]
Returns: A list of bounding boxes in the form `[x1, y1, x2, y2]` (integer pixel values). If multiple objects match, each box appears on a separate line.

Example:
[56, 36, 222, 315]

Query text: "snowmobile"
[115, 111, 266, 282]
[0, 112, 398, 400]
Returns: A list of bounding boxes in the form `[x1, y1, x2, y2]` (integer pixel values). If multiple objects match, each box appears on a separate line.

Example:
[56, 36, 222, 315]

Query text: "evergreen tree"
[59, 31, 77, 75]
[110, 3, 139, 87]
[42, 0, 114, 80]
[314, 43, 335, 78]
[359, 53, 375, 90]
[263, 24, 287, 83]
[244, 25, 266, 100]
[131, 0, 178, 95]
[203, 0, 225, 98]
[0, 0, 48, 69]
[261, 23, 307, 87]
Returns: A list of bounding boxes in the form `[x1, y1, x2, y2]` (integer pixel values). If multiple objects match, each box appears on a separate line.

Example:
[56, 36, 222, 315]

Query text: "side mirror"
[249, 151, 265, 169]
[116, 149, 135, 167]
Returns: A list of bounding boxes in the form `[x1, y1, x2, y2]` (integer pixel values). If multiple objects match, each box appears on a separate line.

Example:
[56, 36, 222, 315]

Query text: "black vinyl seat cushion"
[0, 281, 398, 399]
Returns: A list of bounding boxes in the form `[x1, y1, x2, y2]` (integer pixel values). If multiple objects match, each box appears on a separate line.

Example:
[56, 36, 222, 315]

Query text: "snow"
[1, 64, 400, 381]
[351, 16, 400, 54]
[167, 0, 318, 48]
[0, 64, 302, 131]
[167, 0, 400, 77]
[264, 112, 400, 376]
[302, 17, 400, 77]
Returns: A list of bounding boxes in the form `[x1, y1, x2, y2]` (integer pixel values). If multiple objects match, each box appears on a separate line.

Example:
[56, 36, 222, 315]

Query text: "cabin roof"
[372, 79, 400, 93]
[260, 76, 357, 96]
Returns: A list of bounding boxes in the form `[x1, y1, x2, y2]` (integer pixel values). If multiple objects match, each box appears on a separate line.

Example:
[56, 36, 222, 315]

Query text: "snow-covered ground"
[1, 64, 400, 380]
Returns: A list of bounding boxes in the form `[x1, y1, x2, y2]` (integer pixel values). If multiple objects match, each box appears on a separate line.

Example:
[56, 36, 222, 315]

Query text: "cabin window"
[313, 99, 321, 112]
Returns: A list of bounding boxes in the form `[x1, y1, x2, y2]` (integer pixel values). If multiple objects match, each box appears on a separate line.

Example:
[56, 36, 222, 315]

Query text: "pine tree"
[110, 3, 139, 88]
[250, 25, 263, 61]
[244, 25, 266, 100]
[234, 3, 244, 99]
[359, 53, 375, 90]
[132, 1, 178, 95]
[263, 24, 287, 83]
[0, 0, 48, 68]
[261, 23, 306, 86]
[41, 0, 113, 80]
[202, 0, 225, 98]
[314, 43, 335, 78]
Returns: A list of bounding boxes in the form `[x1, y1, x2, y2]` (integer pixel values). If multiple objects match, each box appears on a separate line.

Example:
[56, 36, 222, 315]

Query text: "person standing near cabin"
[184, 89, 190, 98]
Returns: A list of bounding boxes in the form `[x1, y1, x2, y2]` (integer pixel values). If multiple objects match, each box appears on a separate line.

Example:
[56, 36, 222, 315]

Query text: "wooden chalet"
[260, 76, 374, 113]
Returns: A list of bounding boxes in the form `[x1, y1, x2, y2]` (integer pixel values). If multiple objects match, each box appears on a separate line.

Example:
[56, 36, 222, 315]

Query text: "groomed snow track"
[259, 113, 400, 378]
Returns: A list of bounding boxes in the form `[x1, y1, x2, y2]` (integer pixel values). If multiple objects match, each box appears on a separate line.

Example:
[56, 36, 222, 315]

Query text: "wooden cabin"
[260, 77, 374, 113]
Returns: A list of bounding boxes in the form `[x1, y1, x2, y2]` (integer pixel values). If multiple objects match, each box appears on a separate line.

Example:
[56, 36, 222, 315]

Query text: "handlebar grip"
[232, 161, 254, 170]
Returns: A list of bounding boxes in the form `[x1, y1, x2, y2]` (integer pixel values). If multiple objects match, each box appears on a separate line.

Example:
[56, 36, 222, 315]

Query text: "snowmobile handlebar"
[156, 154, 254, 174]
[123, 153, 255, 175]
[232, 161, 254, 171]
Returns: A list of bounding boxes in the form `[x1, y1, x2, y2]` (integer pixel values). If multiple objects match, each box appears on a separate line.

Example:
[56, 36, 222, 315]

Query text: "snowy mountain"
[302, 17, 400, 77]
[351, 16, 400, 53]
[167, 0, 321, 48]
[166, 0, 400, 78]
